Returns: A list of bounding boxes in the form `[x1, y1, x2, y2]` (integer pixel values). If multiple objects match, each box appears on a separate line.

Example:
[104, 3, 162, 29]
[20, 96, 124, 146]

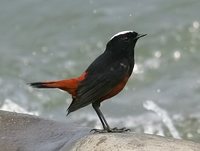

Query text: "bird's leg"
[91, 102, 111, 132]
[91, 102, 131, 133]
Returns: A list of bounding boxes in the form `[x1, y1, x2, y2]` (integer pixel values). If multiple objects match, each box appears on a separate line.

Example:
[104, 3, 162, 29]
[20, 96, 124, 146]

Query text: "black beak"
[136, 34, 147, 39]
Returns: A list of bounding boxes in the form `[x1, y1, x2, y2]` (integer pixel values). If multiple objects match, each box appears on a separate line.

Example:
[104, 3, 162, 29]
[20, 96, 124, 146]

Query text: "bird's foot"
[110, 127, 131, 133]
[90, 128, 109, 133]
[109, 127, 131, 133]
[90, 127, 131, 133]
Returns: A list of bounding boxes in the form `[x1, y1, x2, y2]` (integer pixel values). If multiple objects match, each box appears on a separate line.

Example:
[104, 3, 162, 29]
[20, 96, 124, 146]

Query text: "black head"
[106, 31, 146, 55]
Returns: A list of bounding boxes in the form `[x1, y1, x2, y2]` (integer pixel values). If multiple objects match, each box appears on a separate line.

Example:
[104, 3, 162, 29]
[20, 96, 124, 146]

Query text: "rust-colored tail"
[30, 81, 66, 89]
[29, 72, 87, 96]
[29, 79, 78, 96]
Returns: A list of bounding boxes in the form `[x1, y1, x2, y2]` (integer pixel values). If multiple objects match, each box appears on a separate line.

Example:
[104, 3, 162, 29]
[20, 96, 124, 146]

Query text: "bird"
[29, 31, 146, 133]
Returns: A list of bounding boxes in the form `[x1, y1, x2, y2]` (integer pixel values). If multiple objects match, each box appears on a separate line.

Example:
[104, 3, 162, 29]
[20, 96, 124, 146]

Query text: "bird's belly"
[100, 76, 129, 101]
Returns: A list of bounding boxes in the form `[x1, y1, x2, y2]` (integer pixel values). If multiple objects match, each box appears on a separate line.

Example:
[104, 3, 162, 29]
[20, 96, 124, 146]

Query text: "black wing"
[67, 57, 130, 114]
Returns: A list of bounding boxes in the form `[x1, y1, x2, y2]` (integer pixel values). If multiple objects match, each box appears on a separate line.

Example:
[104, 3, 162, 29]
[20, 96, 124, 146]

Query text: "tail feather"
[29, 79, 78, 96]
[29, 82, 55, 88]
[29, 72, 87, 96]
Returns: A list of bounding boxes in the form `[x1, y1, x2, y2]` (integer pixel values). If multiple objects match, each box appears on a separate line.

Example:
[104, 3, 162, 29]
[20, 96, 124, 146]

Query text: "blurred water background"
[0, 0, 200, 142]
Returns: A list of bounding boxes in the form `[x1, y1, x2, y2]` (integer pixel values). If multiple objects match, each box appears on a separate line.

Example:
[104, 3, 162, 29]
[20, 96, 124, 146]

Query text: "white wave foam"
[143, 100, 181, 139]
[0, 99, 39, 116]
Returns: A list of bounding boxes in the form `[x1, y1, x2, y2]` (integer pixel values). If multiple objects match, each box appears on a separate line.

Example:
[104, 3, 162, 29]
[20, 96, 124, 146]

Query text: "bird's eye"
[121, 36, 129, 41]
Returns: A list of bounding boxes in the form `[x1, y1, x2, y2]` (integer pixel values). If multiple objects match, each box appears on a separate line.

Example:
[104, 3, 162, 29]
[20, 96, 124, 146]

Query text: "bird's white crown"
[110, 31, 133, 40]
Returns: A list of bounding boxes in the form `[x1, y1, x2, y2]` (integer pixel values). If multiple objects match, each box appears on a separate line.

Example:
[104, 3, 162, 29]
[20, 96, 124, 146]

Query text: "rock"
[0, 110, 89, 151]
[67, 133, 200, 151]
[0, 110, 199, 151]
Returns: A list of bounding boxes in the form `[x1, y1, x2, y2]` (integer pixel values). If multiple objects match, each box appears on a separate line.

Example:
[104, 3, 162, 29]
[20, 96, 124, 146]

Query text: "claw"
[112, 127, 118, 130]
[110, 127, 131, 133]
[119, 127, 131, 131]
[90, 127, 131, 133]
[90, 129, 109, 133]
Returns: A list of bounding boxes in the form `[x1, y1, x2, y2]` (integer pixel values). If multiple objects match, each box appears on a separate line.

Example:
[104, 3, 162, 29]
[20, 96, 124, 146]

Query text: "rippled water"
[0, 0, 200, 142]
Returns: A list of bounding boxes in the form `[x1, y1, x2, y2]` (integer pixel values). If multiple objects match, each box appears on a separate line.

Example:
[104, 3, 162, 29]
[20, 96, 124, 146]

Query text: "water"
[0, 0, 200, 142]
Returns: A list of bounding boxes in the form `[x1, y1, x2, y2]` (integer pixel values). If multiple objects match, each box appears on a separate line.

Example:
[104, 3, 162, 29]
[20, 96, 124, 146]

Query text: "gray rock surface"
[67, 133, 200, 151]
[0, 110, 199, 151]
